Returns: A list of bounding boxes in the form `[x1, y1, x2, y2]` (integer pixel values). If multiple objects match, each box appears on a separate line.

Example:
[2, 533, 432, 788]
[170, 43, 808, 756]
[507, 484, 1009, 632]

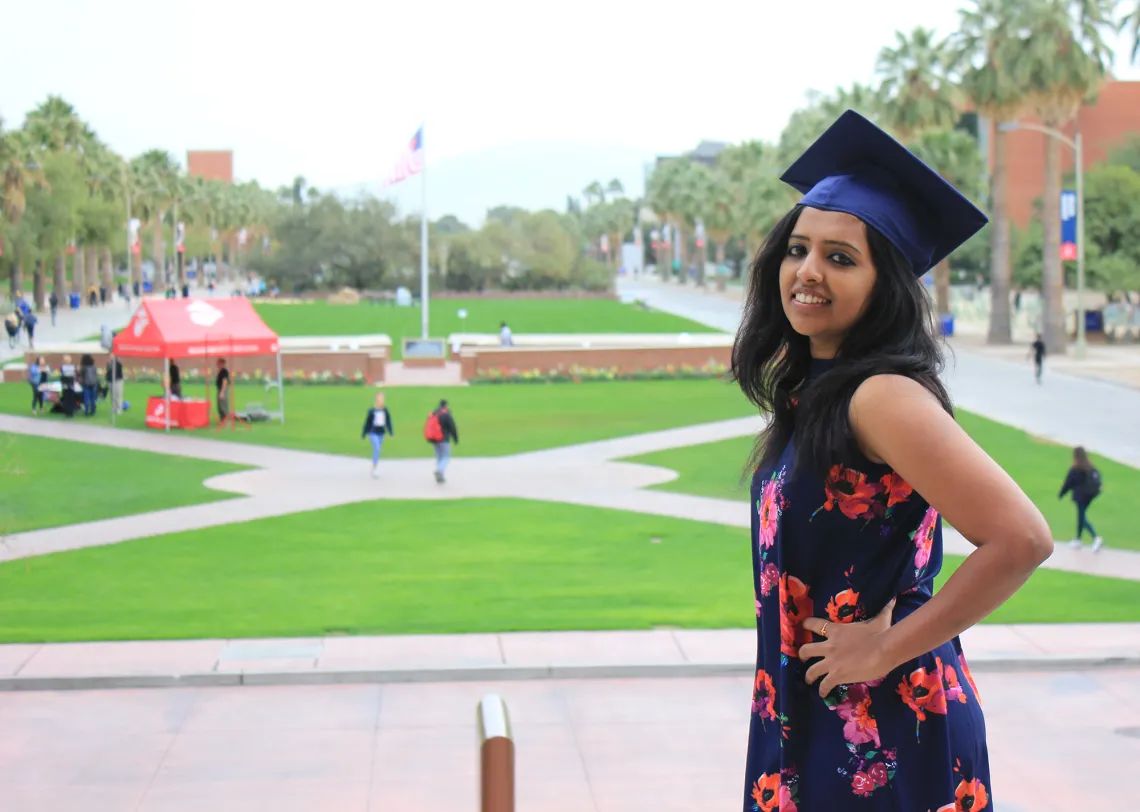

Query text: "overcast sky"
[2, 0, 1138, 223]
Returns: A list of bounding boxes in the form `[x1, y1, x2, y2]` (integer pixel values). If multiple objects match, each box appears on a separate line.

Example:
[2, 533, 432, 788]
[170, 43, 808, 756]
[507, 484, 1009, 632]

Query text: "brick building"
[990, 80, 1140, 227]
[187, 150, 234, 183]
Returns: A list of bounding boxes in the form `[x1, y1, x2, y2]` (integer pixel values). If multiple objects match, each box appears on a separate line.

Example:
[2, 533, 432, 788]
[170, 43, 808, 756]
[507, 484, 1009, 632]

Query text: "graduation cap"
[780, 110, 988, 276]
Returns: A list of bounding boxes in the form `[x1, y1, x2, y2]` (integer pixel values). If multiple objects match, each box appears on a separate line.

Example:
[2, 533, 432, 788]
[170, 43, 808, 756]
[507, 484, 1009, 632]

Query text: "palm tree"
[604, 197, 635, 271]
[582, 180, 606, 207]
[132, 149, 179, 288]
[646, 158, 698, 281]
[877, 27, 960, 139]
[1020, 0, 1116, 353]
[1123, 2, 1140, 62]
[909, 129, 988, 314]
[0, 121, 47, 298]
[777, 84, 884, 168]
[954, 0, 1033, 345]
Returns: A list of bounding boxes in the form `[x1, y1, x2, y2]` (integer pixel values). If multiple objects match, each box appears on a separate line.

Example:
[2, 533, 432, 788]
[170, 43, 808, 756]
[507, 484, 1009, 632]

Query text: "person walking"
[48, 290, 59, 326]
[106, 355, 125, 415]
[361, 392, 395, 478]
[215, 358, 231, 424]
[1029, 332, 1046, 384]
[5, 313, 18, 349]
[731, 111, 1052, 811]
[1059, 445, 1104, 552]
[28, 355, 47, 415]
[424, 399, 459, 483]
[499, 321, 513, 346]
[22, 309, 36, 350]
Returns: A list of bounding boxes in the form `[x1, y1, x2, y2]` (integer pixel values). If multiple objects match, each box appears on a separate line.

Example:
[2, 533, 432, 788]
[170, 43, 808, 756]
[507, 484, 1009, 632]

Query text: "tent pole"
[110, 353, 117, 427]
[164, 357, 171, 433]
[276, 350, 285, 424]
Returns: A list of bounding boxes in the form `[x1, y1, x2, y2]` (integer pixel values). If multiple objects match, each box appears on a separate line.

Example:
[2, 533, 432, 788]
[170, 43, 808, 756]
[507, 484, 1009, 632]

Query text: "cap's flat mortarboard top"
[779, 110, 988, 276]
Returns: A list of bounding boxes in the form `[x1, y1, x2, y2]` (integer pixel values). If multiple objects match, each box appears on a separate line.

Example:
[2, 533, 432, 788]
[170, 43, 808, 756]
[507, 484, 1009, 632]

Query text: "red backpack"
[423, 410, 444, 442]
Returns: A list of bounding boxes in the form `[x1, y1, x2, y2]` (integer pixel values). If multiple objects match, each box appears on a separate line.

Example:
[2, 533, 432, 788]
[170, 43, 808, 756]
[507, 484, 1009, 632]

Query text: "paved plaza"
[0, 669, 1137, 812]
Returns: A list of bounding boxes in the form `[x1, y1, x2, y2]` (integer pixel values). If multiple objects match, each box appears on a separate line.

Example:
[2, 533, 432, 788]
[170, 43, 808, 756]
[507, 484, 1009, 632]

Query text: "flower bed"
[468, 361, 730, 385]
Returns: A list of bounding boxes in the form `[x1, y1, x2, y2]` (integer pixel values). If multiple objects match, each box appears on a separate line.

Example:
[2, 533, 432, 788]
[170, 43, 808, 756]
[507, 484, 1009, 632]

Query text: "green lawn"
[625, 410, 1140, 550]
[255, 297, 719, 357]
[0, 378, 753, 459]
[0, 498, 1137, 643]
[0, 433, 247, 535]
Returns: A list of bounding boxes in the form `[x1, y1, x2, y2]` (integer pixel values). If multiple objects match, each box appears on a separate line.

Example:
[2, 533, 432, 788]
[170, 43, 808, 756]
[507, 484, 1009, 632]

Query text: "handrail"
[476, 694, 514, 812]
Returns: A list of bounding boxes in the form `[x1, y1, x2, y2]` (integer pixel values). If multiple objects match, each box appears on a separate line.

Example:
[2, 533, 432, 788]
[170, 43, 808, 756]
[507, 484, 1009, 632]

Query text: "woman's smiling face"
[779, 207, 878, 358]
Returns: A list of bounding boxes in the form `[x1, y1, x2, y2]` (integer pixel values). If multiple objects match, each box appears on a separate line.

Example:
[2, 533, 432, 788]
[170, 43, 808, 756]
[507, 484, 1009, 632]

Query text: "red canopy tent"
[112, 298, 283, 430]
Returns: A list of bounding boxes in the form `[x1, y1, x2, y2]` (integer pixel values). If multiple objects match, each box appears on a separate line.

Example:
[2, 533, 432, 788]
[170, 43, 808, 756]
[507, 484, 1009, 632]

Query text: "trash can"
[142, 281, 153, 294]
[68, 292, 81, 309]
[940, 313, 955, 337]
[1085, 310, 1103, 334]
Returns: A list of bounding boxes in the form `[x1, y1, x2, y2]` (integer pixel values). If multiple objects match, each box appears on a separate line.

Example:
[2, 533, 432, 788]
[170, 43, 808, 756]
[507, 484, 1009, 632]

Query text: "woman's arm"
[798, 374, 1053, 697]
[857, 375, 1052, 666]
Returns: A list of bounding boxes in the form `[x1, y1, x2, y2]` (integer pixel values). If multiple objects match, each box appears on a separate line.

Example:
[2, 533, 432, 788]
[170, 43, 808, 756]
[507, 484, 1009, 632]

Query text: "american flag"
[383, 126, 424, 186]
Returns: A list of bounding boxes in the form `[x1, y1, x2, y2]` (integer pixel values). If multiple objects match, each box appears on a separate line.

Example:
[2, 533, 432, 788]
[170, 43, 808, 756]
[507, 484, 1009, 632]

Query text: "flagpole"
[420, 125, 429, 340]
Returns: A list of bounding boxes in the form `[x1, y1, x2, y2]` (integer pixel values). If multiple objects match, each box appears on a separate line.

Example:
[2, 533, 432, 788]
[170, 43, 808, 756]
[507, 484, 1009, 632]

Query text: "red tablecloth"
[145, 396, 210, 429]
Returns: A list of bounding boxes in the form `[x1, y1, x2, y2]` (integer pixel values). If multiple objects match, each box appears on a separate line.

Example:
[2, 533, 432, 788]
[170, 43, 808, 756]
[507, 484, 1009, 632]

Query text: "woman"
[28, 355, 47, 414]
[732, 111, 1053, 811]
[361, 391, 394, 478]
[1059, 446, 1103, 552]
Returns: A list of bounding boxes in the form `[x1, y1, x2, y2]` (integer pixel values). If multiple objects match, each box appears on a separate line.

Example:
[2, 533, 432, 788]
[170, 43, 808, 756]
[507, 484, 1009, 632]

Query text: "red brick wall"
[459, 345, 731, 379]
[1000, 81, 1140, 228]
[187, 151, 234, 184]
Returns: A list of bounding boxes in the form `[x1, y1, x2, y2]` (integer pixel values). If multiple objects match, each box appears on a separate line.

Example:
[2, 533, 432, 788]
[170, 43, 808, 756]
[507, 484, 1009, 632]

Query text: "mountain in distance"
[334, 140, 659, 227]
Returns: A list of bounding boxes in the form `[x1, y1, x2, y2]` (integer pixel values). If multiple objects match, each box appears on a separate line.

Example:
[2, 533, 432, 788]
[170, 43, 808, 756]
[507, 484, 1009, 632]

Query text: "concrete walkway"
[2, 295, 134, 364]
[4, 412, 1140, 581]
[620, 277, 1140, 469]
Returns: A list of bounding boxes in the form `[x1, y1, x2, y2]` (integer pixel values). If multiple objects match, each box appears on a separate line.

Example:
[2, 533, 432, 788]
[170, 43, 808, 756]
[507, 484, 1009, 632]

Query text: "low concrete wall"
[459, 344, 732, 380]
[21, 345, 388, 385]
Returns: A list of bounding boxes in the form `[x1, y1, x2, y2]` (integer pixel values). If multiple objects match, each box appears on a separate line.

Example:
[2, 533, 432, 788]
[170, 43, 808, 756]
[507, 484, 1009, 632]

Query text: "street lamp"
[998, 121, 1086, 359]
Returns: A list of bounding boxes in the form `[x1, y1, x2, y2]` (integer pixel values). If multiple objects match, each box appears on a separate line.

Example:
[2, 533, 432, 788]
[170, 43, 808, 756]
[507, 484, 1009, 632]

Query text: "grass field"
[0, 433, 246, 535]
[626, 411, 1140, 550]
[254, 297, 719, 357]
[0, 498, 1137, 643]
[0, 379, 753, 459]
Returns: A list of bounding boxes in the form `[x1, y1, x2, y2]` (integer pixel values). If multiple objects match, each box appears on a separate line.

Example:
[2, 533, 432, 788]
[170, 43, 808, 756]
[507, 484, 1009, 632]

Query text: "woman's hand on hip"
[798, 599, 896, 698]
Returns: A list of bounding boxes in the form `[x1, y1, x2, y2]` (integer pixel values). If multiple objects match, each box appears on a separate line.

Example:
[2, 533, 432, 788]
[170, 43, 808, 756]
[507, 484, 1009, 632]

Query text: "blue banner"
[1060, 190, 1077, 260]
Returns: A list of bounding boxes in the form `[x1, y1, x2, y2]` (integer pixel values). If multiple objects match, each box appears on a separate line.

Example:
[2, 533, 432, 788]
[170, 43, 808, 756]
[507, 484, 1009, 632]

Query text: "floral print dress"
[744, 358, 992, 812]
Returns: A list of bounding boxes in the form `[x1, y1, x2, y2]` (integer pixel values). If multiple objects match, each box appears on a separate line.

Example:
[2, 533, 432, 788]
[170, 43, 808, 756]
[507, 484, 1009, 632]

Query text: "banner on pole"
[1060, 190, 1077, 261]
[129, 218, 142, 255]
[176, 222, 186, 254]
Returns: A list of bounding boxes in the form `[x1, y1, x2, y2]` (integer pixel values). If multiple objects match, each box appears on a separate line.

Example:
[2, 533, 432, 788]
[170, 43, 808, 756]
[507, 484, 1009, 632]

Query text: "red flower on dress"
[958, 655, 983, 707]
[851, 770, 875, 797]
[757, 473, 785, 550]
[779, 574, 813, 657]
[867, 761, 889, 788]
[778, 785, 798, 812]
[897, 663, 948, 721]
[752, 668, 776, 720]
[820, 465, 884, 521]
[751, 773, 781, 812]
[954, 778, 989, 811]
[760, 563, 780, 598]
[826, 588, 861, 624]
[943, 662, 968, 705]
[879, 471, 913, 507]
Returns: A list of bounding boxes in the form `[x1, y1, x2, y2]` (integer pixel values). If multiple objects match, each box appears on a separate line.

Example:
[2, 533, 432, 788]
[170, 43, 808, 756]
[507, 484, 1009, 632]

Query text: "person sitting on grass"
[361, 391, 394, 478]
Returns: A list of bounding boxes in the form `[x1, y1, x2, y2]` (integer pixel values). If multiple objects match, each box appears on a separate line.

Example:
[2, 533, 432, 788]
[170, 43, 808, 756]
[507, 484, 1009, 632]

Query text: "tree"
[1020, 0, 1116, 353]
[777, 84, 884, 168]
[0, 120, 47, 298]
[954, 0, 1034, 345]
[877, 27, 960, 139]
[1124, 1, 1140, 62]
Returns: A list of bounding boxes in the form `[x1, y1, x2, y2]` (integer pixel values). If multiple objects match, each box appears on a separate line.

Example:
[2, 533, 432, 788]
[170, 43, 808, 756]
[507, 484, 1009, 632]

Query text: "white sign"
[457, 309, 467, 319]
[186, 300, 224, 327]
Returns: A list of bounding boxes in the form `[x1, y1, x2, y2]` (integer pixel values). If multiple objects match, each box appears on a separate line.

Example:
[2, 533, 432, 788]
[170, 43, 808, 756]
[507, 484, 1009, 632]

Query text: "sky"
[2, 0, 1138, 225]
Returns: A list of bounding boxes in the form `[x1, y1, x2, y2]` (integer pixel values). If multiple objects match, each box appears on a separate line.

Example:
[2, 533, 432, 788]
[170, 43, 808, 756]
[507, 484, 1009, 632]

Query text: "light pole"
[998, 121, 1086, 359]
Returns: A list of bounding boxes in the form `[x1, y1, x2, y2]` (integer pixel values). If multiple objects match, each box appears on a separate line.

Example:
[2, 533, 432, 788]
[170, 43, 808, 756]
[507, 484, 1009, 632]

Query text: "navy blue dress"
[743, 359, 992, 812]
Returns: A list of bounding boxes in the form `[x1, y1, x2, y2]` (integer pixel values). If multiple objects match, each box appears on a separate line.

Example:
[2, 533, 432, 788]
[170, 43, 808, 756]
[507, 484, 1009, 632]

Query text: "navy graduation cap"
[780, 110, 988, 276]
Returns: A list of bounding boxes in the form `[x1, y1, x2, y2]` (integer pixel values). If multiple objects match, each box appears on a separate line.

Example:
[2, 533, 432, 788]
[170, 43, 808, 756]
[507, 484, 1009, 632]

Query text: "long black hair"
[731, 204, 952, 480]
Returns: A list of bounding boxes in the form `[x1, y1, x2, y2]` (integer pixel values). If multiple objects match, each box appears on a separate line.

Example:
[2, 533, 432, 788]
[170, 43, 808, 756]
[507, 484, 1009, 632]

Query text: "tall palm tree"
[954, 0, 1033, 345]
[1021, 0, 1116, 353]
[909, 129, 988, 313]
[132, 150, 179, 287]
[646, 158, 699, 281]
[1123, 2, 1140, 62]
[877, 27, 960, 139]
[0, 122, 47, 298]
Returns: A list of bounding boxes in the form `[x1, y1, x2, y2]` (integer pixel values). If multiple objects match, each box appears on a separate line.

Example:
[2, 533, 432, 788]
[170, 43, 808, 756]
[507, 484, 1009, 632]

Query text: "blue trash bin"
[940, 313, 955, 337]
[1085, 310, 1103, 334]
[142, 281, 153, 294]
[68, 292, 81, 309]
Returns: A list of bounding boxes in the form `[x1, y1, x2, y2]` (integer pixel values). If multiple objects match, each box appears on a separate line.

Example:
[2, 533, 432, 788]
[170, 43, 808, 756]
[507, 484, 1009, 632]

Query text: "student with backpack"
[361, 391, 394, 478]
[424, 399, 459, 483]
[1059, 445, 1104, 551]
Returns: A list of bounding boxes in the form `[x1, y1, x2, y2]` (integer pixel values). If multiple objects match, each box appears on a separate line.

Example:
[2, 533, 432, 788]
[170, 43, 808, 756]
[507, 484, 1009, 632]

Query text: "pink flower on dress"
[760, 563, 780, 598]
[913, 506, 938, 572]
[757, 473, 785, 550]
[778, 784, 798, 812]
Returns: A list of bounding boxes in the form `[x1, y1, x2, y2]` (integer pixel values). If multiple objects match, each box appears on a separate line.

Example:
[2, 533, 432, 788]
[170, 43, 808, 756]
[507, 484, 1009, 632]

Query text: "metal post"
[1074, 132, 1087, 360]
[126, 194, 132, 295]
[164, 356, 171, 433]
[476, 694, 514, 812]
[276, 350, 285, 424]
[110, 353, 117, 427]
[420, 153, 429, 339]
